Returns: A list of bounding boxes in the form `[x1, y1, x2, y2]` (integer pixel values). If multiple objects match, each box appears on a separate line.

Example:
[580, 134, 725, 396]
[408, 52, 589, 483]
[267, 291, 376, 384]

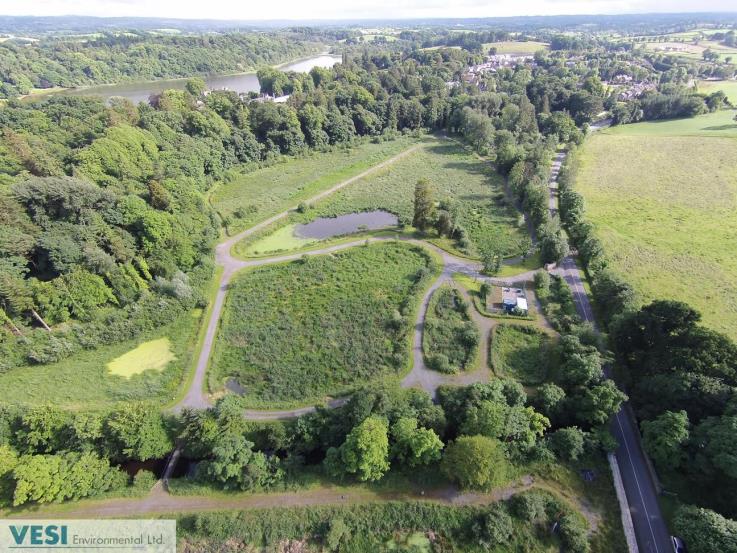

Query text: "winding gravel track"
[175, 139, 539, 419]
[176, 144, 422, 411]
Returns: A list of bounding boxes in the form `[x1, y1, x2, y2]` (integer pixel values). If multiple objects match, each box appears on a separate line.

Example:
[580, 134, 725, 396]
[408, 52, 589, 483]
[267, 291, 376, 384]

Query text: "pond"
[225, 377, 246, 396]
[294, 210, 399, 239]
[60, 54, 341, 104]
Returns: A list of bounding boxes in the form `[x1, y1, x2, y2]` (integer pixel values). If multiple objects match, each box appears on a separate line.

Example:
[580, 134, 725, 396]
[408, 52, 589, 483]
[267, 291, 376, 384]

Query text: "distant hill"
[1, 12, 736, 36]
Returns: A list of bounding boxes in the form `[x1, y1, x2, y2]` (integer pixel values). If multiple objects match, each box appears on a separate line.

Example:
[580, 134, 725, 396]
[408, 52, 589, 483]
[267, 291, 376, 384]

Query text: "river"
[61, 54, 341, 103]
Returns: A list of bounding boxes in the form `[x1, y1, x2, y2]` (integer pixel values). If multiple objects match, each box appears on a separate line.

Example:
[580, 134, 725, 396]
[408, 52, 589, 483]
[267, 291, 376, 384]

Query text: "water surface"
[295, 211, 399, 239]
[62, 54, 341, 103]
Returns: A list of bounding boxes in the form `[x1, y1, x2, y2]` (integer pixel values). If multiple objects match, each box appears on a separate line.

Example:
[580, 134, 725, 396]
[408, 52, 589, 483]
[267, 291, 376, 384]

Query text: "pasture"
[490, 324, 552, 385]
[697, 79, 737, 103]
[641, 39, 737, 60]
[211, 137, 418, 234]
[602, 109, 737, 137]
[0, 314, 199, 410]
[235, 137, 529, 259]
[210, 242, 438, 407]
[484, 41, 549, 54]
[574, 129, 737, 340]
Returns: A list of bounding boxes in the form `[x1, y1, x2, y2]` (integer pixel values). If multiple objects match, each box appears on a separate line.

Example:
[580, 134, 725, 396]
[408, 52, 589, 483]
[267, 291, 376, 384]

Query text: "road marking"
[616, 410, 661, 553]
[550, 150, 663, 553]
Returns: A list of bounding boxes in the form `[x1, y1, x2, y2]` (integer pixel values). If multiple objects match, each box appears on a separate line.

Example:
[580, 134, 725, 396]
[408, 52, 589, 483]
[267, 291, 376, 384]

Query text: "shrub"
[473, 503, 514, 549]
[558, 513, 590, 553]
[133, 469, 157, 491]
[509, 491, 548, 523]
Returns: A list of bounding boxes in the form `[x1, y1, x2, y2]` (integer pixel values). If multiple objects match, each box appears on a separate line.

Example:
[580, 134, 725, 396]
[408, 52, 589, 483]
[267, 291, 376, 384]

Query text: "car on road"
[671, 535, 686, 553]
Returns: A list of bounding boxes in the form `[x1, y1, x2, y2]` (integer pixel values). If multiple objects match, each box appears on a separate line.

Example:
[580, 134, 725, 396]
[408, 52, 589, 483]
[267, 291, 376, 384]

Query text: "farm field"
[697, 79, 737, 102]
[234, 137, 529, 259]
[641, 39, 737, 60]
[0, 312, 200, 410]
[210, 242, 438, 407]
[601, 109, 737, 137]
[484, 40, 549, 54]
[490, 325, 554, 385]
[211, 137, 418, 234]
[574, 124, 737, 340]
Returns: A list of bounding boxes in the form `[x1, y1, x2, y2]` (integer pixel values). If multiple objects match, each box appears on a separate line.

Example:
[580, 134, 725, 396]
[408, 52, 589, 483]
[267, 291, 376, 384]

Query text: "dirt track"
[175, 140, 544, 418]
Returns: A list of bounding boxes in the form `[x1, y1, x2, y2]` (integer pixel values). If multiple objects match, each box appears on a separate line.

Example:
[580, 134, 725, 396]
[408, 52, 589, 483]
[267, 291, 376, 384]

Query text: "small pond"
[225, 377, 246, 396]
[294, 210, 399, 239]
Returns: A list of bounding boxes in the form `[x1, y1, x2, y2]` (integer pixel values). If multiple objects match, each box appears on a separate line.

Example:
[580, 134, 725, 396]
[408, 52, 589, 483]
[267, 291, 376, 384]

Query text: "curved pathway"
[176, 144, 421, 411]
[176, 140, 544, 417]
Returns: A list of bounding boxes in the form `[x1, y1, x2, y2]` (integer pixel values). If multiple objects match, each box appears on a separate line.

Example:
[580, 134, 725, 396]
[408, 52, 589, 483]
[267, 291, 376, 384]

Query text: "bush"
[509, 491, 548, 523]
[558, 513, 590, 553]
[473, 503, 514, 549]
[133, 469, 157, 491]
[423, 287, 478, 373]
[428, 353, 452, 373]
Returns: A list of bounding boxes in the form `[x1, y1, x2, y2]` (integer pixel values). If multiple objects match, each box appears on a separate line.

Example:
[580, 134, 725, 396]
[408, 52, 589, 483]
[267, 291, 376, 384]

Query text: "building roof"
[517, 298, 528, 311]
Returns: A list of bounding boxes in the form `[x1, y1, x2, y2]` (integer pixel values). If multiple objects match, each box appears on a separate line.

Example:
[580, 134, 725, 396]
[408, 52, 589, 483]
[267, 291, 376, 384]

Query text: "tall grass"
[211, 242, 437, 407]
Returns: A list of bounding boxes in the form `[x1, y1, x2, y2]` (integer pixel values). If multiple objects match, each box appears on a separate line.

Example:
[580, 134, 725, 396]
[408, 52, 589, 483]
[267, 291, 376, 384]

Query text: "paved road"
[550, 148, 672, 553]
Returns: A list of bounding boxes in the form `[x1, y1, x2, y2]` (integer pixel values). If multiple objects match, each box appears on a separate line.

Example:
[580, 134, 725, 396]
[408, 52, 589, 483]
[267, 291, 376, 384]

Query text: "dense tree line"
[0, 403, 171, 506]
[1, 43, 611, 367]
[0, 31, 324, 98]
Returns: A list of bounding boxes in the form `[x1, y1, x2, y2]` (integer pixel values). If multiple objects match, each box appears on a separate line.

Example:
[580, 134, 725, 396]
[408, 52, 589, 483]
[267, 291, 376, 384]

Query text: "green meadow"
[491, 325, 553, 386]
[575, 122, 737, 340]
[697, 79, 737, 103]
[210, 242, 438, 408]
[211, 137, 418, 234]
[0, 313, 200, 410]
[602, 109, 737, 137]
[484, 41, 549, 54]
[235, 137, 529, 259]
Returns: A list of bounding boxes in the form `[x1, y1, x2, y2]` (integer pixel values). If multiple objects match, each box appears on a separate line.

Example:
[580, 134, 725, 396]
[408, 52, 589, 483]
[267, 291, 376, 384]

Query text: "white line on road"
[616, 410, 660, 553]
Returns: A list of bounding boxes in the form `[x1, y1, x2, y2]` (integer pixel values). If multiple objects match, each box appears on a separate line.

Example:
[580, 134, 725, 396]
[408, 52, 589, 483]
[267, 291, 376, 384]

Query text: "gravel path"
[12, 476, 536, 519]
[175, 144, 422, 411]
[174, 139, 546, 418]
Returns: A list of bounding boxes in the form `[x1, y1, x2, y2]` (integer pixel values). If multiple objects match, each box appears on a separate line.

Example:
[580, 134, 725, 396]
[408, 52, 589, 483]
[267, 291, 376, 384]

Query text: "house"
[501, 287, 528, 315]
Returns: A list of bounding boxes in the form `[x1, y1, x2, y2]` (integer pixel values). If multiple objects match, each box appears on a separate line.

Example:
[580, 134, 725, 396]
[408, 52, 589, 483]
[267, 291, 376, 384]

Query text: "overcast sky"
[2, 0, 736, 20]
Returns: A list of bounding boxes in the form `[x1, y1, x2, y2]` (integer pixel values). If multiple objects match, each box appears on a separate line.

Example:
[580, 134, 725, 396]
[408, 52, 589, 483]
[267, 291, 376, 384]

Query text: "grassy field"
[234, 137, 529, 259]
[211, 137, 418, 234]
[491, 325, 553, 385]
[697, 79, 737, 103]
[484, 40, 549, 54]
[642, 39, 737, 60]
[0, 312, 200, 410]
[575, 124, 737, 340]
[210, 242, 437, 407]
[602, 109, 737, 137]
[423, 286, 478, 373]
[107, 337, 174, 378]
